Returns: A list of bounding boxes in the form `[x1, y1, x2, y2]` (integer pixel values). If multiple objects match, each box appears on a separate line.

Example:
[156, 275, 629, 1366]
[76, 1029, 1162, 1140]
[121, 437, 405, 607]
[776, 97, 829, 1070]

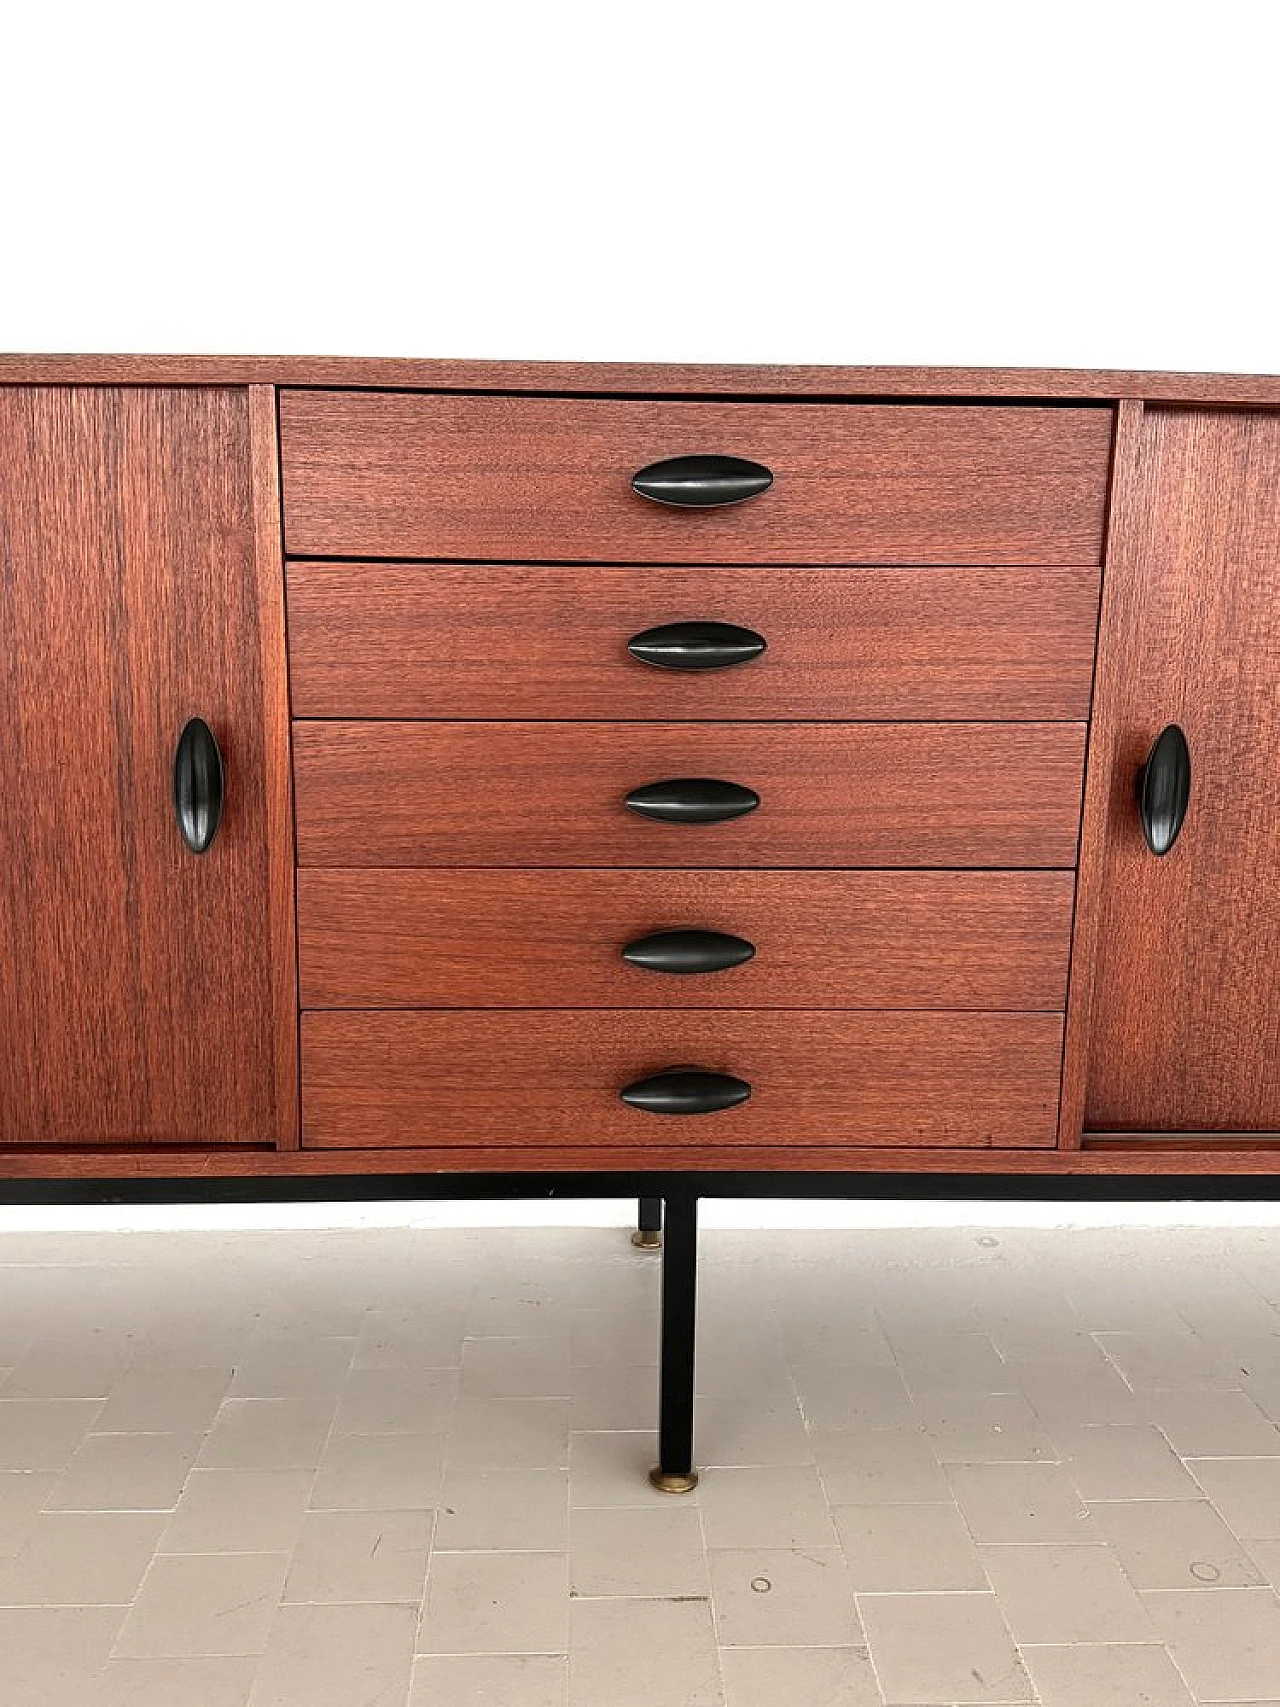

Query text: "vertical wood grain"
[0, 387, 293, 1146]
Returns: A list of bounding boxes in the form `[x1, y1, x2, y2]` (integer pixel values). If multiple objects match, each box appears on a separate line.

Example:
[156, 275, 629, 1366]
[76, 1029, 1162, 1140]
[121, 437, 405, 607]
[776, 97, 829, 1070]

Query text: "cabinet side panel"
[0, 386, 293, 1145]
[1082, 407, 1280, 1132]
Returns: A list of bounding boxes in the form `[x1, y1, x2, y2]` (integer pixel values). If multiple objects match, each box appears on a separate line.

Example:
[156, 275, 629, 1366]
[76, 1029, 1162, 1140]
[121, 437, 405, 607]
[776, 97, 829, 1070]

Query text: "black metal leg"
[650, 1193, 698, 1492]
[632, 1195, 662, 1249]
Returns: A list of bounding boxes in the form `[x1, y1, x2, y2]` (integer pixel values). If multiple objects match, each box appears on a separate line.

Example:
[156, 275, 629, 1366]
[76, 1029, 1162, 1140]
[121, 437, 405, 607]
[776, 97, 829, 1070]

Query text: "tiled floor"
[2, 1223, 1280, 1704]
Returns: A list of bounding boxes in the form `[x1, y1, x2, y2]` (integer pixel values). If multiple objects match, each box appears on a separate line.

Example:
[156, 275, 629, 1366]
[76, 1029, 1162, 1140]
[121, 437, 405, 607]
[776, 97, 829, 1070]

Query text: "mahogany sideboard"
[3, 356, 1279, 1486]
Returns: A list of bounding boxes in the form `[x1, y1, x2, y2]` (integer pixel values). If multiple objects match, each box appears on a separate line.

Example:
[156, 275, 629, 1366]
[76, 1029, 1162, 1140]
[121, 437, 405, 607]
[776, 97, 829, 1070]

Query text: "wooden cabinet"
[0, 387, 296, 1148]
[0, 355, 1278, 1180]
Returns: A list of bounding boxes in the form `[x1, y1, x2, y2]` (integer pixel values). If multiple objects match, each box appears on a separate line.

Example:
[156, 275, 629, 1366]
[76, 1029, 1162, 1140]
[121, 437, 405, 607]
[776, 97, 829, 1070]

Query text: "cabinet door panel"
[1083, 407, 1280, 1132]
[0, 387, 295, 1146]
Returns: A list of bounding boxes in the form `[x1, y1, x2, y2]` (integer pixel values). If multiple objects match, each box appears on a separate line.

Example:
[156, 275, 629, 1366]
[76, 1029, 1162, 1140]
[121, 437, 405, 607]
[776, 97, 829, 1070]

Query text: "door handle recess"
[620, 1066, 752, 1115]
[1135, 723, 1191, 856]
[173, 717, 224, 854]
[631, 454, 773, 508]
[622, 928, 756, 975]
[627, 620, 767, 671]
[625, 778, 760, 824]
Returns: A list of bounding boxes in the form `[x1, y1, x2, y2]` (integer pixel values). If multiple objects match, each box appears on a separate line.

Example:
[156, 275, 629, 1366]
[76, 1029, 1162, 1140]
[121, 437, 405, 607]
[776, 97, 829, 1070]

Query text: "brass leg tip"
[649, 1467, 698, 1494]
[631, 1230, 662, 1249]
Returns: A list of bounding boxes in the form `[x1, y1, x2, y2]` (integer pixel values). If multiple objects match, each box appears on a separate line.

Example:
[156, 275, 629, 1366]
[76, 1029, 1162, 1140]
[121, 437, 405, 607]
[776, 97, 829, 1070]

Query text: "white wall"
[4, 2, 1277, 1229]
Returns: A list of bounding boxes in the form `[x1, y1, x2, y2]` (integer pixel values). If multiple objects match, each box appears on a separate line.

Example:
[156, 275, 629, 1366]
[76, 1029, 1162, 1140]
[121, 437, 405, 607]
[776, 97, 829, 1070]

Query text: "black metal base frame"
[4, 1169, 1277, 1485]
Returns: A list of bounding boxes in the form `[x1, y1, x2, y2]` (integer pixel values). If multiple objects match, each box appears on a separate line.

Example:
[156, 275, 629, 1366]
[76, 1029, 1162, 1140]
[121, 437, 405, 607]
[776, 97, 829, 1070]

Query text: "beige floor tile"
[91, 1656, 258, 1707]
[1143, 1385, 1280, 1456]
[198, 1400, 332, 1470]
[248, 1602, 416, 1707]
[696, 1391, 813, 1467]
[461, 1336, 572, 1399]
[568, 1597, 721, 1707]
[447, 1400, 569, 1470]
[1019, 1642, 1195, 1706]
[978, 1542, 1156, 1643]
[160, 1468, 313, 1553]
[568, 1432, 680, 1508]
[419, 1550, 568, 1655]
[1095, 1328, 1240, 1390]
[894, 1331, 1013, 1396]
[1141, 1586, 1280, 1701]
[1013, 1359, 1148, 1427]
[436, 1467, 569, 1549]
[834, 1501, 988, 1591]
[0, 1399, 104, 1470]
[813, 1429, 951, 1506]
[946, 1462, 1098, 1543]
[858, 1591, 1033, 1703]
[1243, 1534, 1280, 1583]
[229, 1337, 354, 1400]
[0, 1606, 125, 1705]
[1051, 1424, 1200, 1501]
[94, 1367, 232, 1432]
[698, 1465, 836, 1549]
[1090, 1496, 1266, 1589]
[570, 1309, 657, 1369]
[792, 1362, 920, 1431]
[283, 1508, 430, 1603]
[0, 1470, 57, 1556]
[46, 1432, 202, 1512]
[720, 1645, 881, 1707]
[569, 1503, 707, 1598]
[1188, 1455, 1280, 1535]
[708, 1546, 860, 1648]
[411, 1653, 567, 1707]
[569, 1365, 658, 1430]
[310, 1432, 444, 1511]
[0, 1509, 164, 1605]
[914, 1390, 1055, 1464]
[1, 1344, 136, 1401]
[353, 1308, 468, 1369]
[116, 1551, 289, 1657]
[334, 1367, 458, 1434]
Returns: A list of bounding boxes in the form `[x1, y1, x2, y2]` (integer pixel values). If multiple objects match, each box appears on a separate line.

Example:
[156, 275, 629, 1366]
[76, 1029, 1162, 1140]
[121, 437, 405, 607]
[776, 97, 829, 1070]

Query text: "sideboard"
[2, 356, 1278, 1486]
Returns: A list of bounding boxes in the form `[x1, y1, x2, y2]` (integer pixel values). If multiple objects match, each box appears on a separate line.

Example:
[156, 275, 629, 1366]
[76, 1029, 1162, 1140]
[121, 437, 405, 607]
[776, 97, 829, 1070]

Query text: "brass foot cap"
[631, 1230, 662, 1249]
[649, 1467, 699, 1494]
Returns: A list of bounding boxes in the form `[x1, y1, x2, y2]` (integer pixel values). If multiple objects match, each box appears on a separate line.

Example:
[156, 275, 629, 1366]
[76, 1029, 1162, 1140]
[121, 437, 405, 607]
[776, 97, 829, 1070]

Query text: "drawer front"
[286, 564, 1101, 722]
[279, 393, 1112, 565]
[300, 1010, 1064, 1149]
[292, 721, 1086, 869]
[298, 869, 1075, 1011]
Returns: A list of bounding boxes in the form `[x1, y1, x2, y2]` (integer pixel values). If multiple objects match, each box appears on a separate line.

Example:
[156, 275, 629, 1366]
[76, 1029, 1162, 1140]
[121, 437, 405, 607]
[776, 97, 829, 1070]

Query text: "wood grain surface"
[2, 355, 1279, 406]
[278, 393, 1112, 565]
[297, 869, 1075, 1011]
[0, 387, 295, 1147]
[1082, 408, 1280, 1132]
[286, 563, 1101, 722]
[299, 1010, 1065, 1150]
[292, 721, 1087, 869]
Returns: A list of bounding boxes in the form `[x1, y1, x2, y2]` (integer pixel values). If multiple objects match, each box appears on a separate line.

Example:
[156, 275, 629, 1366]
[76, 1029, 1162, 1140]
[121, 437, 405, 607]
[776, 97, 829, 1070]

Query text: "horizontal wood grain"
[286, 563, 1101, 722]
[298, 869, 1075, 1010]
[279, 394, 1112, 565]
[3, 355, 1280, 406]
[292, 721, 1087, 869]
[299, 1010, 1065, 1150]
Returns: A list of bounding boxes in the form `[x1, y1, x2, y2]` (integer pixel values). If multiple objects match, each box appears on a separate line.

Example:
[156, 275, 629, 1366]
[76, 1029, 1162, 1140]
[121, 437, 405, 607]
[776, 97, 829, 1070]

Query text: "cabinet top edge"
[1, 354, 1280, 404]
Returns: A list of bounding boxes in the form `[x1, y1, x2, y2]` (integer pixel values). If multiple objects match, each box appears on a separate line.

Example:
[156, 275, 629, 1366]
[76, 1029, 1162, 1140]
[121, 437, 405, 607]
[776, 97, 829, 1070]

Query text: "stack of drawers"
[279, 392, 1112, 1156]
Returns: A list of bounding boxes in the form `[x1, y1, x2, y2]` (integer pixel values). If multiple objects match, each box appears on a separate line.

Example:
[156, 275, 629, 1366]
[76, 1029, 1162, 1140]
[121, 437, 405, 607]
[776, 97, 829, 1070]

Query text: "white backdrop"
[4, 2, 1278, 1228]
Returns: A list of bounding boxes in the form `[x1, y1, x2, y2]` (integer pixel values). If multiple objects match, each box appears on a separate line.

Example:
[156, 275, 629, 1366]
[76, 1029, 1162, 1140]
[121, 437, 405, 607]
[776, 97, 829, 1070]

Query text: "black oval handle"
[628, 620, 767, 672]
[1135, 723, 1191, 856]
[173, 717, 224, 854]
[620, 1066, 752, 1115]
[623, 928, 757, 975]
[631, 454, 773, 508]
[625, 778, 760, 824]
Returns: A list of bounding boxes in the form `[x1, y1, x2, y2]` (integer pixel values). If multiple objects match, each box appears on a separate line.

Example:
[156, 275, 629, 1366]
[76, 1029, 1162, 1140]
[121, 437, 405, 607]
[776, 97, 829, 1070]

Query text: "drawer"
[298, 870, 1076, 1011]
[279, 393, 1112, 565]
[286, 564, 1101, 721]
[292, 721, 1086, 869]
[300, 1010, 1065, 1149]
